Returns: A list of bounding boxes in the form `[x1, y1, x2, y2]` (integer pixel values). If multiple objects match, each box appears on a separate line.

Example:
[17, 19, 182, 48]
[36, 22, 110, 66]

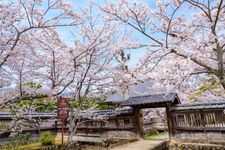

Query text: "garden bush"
[19, 132, 32, 141]
[40, 131, 55, 145]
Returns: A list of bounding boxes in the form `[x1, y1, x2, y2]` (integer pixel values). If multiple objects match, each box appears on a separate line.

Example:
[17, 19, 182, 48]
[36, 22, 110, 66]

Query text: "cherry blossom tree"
[27, 30, 75, 97]
[65, 6, 121, 143]
[0, 0, 82, 68]
[0, 0, 83, 105]
[0, 1, 141, 142]
[100, 0, 225, 100]
[0, 0, 82, 138]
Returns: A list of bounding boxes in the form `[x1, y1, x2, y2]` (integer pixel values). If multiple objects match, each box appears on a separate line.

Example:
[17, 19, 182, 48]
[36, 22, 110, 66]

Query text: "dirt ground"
[109, 140, 165, 150]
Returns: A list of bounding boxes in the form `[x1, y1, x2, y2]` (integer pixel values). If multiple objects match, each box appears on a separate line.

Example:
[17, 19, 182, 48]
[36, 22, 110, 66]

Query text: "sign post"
[57, 97, 69, 145]
[61, 119, 64, 145]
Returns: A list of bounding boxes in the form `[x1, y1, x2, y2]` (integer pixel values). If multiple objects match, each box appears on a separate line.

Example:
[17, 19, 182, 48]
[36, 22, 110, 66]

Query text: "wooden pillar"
[55, 120, 58, 126]
[133, 108, 144, 138]
[166, 103, 173, 140]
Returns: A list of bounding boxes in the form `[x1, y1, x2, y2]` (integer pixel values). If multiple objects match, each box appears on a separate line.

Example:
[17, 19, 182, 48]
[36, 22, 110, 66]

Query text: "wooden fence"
[171, 102, 225, 144]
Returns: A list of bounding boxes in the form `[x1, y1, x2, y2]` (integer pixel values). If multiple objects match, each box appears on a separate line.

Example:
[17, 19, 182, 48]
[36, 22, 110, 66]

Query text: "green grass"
[17, 140, 63, 150]
[17, 142, 41, 150]
[0, 137, 67, 150]
[0, 142, 41, 150]
[144, 132, 168, 140]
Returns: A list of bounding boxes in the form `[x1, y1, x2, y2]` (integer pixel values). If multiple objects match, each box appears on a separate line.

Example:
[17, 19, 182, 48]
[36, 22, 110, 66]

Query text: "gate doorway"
[120, 93, 181, 139]
[143, 107, 167, 134]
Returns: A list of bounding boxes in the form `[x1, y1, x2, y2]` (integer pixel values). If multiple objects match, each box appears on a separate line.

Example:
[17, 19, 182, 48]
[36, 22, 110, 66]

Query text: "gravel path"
[110, 140, 165, 150]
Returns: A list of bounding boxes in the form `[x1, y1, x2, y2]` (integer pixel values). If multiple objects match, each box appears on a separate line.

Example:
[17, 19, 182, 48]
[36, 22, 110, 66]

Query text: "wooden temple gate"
[121, 93, 225, 144]
[121, 93, 181, 138]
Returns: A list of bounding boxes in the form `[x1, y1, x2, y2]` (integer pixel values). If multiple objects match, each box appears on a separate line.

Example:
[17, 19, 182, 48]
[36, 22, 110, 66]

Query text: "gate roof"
[120, 93, 180, 108]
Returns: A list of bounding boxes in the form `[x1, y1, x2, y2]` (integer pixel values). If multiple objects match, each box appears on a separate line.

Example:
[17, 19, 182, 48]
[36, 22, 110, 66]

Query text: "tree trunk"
[67, 114, 75, 145]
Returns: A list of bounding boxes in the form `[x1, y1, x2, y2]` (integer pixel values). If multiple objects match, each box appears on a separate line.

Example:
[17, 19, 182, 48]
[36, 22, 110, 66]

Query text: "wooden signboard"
[57, 97, 69, 120]
[57, 97, 69, 145]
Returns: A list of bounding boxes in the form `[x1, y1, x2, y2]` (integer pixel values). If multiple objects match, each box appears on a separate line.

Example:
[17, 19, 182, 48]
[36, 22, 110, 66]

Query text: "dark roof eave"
[121, 101, 173, 108]
[120, 93, 180, 107]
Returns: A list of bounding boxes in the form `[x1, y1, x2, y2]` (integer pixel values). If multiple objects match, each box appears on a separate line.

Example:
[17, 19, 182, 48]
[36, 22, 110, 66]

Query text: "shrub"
[40, 131, 55, 145]
[19, 132, 32, 141]
[7, 132, 32, 149]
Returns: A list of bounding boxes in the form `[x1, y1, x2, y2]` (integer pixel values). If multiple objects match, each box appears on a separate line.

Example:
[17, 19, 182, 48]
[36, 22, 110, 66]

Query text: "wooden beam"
[133, 108, 144, 138]
[174, 126, 225, 132]
[166, 103, 173, 140]
[130, 102, 168, 109]
[171, 109, 223, 113]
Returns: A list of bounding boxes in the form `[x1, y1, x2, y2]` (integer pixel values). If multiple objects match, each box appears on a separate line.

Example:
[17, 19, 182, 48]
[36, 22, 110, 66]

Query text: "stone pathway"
[110, 139, 166, 150]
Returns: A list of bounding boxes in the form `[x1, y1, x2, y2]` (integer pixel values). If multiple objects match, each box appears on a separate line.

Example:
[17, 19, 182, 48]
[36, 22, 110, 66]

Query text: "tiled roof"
[0, 108, 133, 119]
[121, 93, 180, 106]
[0, 112, 56, 119]
[171, 101, 225, 111]
[74, 107, 133, 119]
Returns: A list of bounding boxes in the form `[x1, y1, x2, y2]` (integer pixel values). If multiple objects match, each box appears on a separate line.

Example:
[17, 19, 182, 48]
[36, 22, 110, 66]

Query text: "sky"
[55, 0, 158, 66]
[55, 0, 194, 66]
